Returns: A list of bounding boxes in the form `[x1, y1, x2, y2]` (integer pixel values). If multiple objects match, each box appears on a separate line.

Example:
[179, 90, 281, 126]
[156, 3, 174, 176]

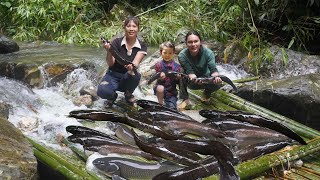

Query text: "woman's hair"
[123, 16, 140, 28]
[159, 41, 175, 52]
[185, 30, 202, 43]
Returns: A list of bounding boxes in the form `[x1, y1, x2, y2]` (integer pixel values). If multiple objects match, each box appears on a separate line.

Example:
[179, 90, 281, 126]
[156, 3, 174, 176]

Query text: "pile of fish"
[66, 99, 306, 180]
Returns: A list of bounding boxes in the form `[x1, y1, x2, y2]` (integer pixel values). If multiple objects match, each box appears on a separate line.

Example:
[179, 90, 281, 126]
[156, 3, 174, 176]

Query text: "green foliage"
[1, 0, 319, 76]
[3, 0, 114, 45]
[0, 0, 16, 33]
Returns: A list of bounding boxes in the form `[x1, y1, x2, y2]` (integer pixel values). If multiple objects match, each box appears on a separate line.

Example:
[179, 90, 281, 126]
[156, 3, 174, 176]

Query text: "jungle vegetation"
[0, 0, 319, 75]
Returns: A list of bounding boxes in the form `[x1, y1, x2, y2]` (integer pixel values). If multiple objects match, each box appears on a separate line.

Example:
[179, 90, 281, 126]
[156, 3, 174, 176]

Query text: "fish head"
[136, 99, 150, 108]
[93, 159, 120, 176]
[106, 122, 120, 131]
[199, 109, 226, 119]
[66, 134, 84, 143]
[65, 125, 79, 133]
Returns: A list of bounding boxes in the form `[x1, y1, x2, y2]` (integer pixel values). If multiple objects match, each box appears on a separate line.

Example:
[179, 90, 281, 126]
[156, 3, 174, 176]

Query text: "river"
[0, 42, 249, 177]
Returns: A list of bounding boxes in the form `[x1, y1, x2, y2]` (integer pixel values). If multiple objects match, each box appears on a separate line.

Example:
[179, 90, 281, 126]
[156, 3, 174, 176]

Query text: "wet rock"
[72, 94, 93, 107]
[17, 116, 39, 132]
[0, 115, 37, 179]
[79, 86, 98, 101]
[268, 46, 320, 79]
[0, 62, 16, 78]
[222, 41, 247, 65]
[0, 35, 19, 54]
[256, 46, 320, 79]
[236, 73, 320, 130]
[0, 61, 96, 88]
[0, 103, 10, 119]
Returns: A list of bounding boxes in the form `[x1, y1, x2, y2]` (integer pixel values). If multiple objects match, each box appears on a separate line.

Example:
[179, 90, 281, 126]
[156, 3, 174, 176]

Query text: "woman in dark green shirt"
[178, 30, 222, 109]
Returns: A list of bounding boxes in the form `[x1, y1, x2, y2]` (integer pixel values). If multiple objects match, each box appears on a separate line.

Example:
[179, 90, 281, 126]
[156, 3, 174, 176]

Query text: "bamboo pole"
[61, 137, 88, 162]
[211, 90, 320, 139]
[232, 76, 260, 83]
[189, 90, 237, 111]
[28, 138, 99, 179]
[33, 148, 82, 180]
[302, 164, 320, 175]
[205, 137, 320, 179]
[135, 0, 176, 17]
[295, 169, 320, 179]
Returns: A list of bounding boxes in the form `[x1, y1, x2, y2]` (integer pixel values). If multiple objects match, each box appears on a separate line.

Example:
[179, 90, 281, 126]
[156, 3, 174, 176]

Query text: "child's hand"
[160, 72, 166, 80]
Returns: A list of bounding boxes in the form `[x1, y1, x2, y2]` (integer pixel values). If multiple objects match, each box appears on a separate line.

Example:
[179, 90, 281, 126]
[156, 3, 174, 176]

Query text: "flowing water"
[0, 42, 249, 176]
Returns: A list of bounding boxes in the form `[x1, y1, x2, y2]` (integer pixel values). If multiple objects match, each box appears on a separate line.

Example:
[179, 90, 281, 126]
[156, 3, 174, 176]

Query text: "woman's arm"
[125, 52, 146, 75]
[106, 50, 115, 67]
[132, 52, 146, 67]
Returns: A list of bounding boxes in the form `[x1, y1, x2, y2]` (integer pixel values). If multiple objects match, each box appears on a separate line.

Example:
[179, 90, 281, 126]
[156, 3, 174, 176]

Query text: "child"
[153, 41, 181, 109]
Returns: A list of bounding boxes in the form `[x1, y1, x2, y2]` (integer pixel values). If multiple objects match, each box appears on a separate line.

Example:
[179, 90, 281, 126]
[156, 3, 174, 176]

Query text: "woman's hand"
[213, 76, 222, 84]
[125, 64, 134, 71]
[101, 37, 111, 50]
[211, 72, 222, 84]
[103, 42, 111, 50]
[125, 64, 136, 75]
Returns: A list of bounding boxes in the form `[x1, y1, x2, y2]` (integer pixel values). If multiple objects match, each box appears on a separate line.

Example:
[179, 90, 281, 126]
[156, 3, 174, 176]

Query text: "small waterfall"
[38, 63, 51, 88]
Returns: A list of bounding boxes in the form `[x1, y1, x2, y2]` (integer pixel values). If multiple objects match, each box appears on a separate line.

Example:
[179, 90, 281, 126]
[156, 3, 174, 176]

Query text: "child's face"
[161, 46, 174, 62]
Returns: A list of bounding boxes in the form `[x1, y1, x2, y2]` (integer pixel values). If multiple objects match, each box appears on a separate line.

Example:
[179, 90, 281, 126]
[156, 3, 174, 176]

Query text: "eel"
[85, 143, 160, 161]
[66, 125, 117, 140]
[68, 109, 183, 140]
[147, 70, 187, 85]
[67, 134, 122, 146]
[199, 109, 307, 145]
[93, 156, 182, 179]
[136, 99, 192, 120]
[132, 129, 203, 166]
[154, 119, 226, 139]
[192, 75, 238, 92]
[101, 37, 138, 74]
[68, 109, 126, 122]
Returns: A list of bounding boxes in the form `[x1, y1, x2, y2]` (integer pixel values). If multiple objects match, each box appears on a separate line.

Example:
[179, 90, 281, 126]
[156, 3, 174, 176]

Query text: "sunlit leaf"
[288, 38, 295, 49]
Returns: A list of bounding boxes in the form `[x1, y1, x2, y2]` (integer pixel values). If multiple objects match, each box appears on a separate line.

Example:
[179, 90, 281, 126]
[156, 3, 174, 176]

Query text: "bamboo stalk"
[302, 164, 320, 175]
[211, 90, 320, 139]
[285, 172, 307, 180]
[28, 138, 98, 179]
[61, 137, 88, 162]
[189, 90, 237, 111]
[135, 0, 175, 17]
[295, 168, 320, 179]
[232, 76, 261, 83]
[33, 148, 83, 180]
[205, 137, 320, 179]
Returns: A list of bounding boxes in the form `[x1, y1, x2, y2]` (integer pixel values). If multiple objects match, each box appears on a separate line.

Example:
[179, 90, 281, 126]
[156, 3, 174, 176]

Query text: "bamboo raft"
[28, 77, 320, 180]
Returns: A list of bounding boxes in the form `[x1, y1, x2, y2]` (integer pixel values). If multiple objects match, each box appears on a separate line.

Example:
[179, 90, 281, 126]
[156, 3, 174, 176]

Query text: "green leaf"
[281, 48, 288, 66]
[288, 38, 295, 49]
[1, 2, 11, 8]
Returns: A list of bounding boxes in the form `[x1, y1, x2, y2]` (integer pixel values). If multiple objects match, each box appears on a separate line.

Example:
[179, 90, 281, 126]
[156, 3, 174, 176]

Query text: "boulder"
[0, 103, 38, 179]
[0, 35, 19, 54]
[236, 73, 320, 130]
